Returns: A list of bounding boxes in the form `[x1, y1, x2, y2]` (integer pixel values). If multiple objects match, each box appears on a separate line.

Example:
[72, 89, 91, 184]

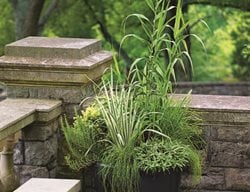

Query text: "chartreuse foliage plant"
[62, 104, 105, 170]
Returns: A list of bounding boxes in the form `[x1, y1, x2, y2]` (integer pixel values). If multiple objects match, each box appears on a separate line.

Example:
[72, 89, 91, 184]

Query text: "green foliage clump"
[135, 138, 201, 183]
[0, 0, 15, 55]
[134, 94, 203, 184]
[96, 82, 146, 192]
[189, 5, 235, 82]
[63, 1, 204, 192]
[136, 94, 203, 147]
[231, 12, 250, 81]
[62, 105, 104, 170]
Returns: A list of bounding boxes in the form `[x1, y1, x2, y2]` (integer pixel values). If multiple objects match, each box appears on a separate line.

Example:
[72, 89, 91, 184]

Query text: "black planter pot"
[140, 169, 181, 192]
[81, 164, 105, 192]
[81, 165, 181, 192]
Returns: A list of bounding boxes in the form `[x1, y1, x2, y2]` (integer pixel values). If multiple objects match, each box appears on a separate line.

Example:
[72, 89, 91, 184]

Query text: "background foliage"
[0, 0, 249, 81]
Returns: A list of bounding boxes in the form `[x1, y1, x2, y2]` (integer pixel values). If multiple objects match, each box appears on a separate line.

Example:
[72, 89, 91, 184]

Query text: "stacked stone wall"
[14, 119, 59, 184]
[174, 82, 250, 96]
[180, 95, 250, 192]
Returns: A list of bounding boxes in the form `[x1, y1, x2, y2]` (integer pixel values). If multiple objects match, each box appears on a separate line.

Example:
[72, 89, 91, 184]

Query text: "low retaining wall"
[181, 95, 250, 192]
[174, 82, 250, 96]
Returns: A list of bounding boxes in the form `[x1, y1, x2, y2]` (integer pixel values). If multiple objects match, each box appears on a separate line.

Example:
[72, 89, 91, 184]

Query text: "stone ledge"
[0, 99, 62, 140]
[188, 94, 250, 113]
[0, 50, 111, 70]
[175, 94, 250, 123]
[175, 81, 250, 87]
[0, 59, 111, 86]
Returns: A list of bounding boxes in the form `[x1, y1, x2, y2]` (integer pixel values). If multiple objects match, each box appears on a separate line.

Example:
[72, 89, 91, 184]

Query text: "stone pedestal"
[0, 37, 112, 181]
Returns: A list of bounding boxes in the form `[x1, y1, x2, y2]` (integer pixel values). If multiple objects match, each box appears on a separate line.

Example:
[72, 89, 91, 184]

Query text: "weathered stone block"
[7, 87, 30, 98]
[199, 168, 225, 190]
[47, 159, 57, 171]
[225, 168, 250, 191]
[14, 178, 81, 192]
[181, 168, 225, 190]
[174, 82, 250, 96]
[201, 112, 250, 124]
[25, 135, 57, 166]
[14, 165, 49, 184]
[22, 119, 58, 141]
[64, 103, 81, 119]
[209, 125, 250, 142]
[49, 168, 57, 178]
[216, 125, 249, 142]
[244, 144, 250, 168]
[0, 98, 61, 140]
[14, 141, 24, 165]
[209, 141, 245, 167]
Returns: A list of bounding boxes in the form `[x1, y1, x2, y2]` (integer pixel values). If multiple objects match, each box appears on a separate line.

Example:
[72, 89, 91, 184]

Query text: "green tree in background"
[0, 0, 15, 55]
[0, 0, 249, 82]
[231, 12, 250, 81]
[189, 5, 236, 82]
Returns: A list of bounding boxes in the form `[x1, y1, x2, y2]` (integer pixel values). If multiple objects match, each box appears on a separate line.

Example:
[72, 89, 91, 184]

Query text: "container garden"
[62, 0, 205, 191]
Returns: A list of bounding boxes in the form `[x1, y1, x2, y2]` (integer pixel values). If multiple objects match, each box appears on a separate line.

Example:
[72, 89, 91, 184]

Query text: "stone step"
[5, 36, 101, 59]
[14, 178, 81, 192]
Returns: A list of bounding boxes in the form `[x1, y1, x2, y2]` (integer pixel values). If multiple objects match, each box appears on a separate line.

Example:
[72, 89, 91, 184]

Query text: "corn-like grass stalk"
[121, 0, 205, 96]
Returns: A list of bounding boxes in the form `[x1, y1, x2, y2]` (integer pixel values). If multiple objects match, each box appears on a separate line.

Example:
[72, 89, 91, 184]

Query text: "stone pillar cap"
[0, 37, 112, 86]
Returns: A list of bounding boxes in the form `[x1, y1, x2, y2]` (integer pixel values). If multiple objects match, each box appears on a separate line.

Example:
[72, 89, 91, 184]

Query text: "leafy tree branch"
[184, 0, 250, 11]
